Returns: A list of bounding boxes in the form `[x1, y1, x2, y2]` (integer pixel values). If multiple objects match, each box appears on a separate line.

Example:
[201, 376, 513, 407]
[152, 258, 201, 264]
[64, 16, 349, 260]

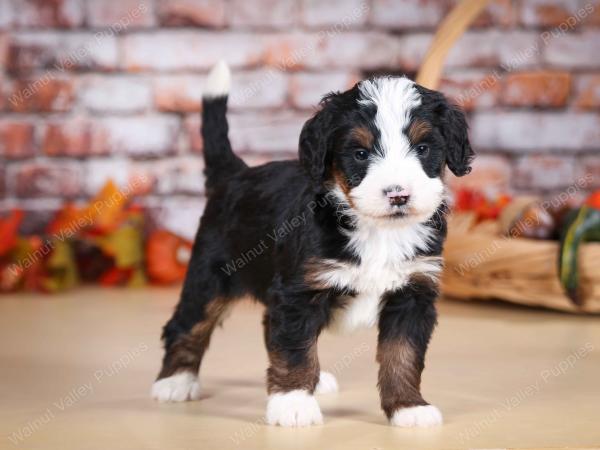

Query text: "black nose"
[383, 186, 410, 206]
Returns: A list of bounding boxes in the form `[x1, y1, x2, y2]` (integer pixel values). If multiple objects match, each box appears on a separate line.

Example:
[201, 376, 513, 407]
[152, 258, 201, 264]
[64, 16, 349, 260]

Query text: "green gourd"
[558, 206, 600, 305]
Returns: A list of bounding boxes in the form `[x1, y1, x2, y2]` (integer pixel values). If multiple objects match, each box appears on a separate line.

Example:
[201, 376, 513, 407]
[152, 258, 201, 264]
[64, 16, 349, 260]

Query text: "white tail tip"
[204, 60, 230, 98]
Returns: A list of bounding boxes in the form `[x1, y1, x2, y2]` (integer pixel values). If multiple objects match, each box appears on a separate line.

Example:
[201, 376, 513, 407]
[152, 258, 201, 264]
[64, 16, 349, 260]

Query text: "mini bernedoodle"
[152, 61, 474, 428]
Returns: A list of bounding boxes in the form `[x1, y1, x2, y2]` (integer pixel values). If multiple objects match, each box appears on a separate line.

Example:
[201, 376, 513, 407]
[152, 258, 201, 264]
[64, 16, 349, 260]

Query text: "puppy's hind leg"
[152, 276, 232, 403]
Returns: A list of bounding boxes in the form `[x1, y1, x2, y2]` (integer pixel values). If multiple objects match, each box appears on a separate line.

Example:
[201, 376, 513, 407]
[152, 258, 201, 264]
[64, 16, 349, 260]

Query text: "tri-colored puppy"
[152, 61, 474, 427]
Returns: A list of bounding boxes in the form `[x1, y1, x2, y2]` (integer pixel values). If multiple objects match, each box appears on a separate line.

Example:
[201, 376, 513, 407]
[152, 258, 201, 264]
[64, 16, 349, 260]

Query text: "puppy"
[152, 61, 474, 427]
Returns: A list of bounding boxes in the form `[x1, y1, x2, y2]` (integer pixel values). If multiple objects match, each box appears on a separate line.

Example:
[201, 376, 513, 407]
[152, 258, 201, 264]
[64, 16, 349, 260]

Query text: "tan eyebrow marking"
[407, 119, 432, 144]
[350, 126, 374, 149]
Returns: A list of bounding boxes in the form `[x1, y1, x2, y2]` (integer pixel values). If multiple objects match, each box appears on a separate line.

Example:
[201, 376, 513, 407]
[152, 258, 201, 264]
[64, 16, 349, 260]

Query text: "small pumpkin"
[558, 200, 600, 306]
[146, 230, 192, 285]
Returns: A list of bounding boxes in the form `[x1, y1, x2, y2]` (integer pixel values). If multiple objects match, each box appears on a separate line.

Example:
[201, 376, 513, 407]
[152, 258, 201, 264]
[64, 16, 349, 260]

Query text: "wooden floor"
[0, 287, 599, 450]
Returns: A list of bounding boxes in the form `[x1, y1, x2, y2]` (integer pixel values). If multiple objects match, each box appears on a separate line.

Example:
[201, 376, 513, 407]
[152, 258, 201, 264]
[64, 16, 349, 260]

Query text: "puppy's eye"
[416, 144, 429, 155]
[354, 149, 369, 161]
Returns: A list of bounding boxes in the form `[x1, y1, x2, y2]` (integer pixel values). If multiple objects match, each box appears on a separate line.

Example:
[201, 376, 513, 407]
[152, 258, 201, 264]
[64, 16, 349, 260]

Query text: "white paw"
[266, 390, 323, 427]
[151, 372, 201, 403]
[315, 371, 339, 394]
[390, 405, 443, 427]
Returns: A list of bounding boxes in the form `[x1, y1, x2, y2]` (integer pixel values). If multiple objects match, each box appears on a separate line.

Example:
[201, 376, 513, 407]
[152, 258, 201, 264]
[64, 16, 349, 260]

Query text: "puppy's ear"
[439, 101, 474, 177]
[298, 100, 334, 187]
[419, 85, 475, 177]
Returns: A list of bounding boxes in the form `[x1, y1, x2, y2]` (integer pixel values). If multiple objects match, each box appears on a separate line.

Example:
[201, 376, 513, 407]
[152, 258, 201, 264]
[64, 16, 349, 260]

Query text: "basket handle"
[416, 0, 490, 90]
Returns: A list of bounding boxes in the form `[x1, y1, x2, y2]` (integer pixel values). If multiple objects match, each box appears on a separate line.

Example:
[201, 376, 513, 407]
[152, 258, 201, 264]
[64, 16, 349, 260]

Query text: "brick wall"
[0, 0, 599, 238]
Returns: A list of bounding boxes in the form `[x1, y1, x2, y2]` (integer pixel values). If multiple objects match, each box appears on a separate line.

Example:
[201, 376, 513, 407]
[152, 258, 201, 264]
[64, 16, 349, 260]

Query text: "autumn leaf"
[0, 210, 24, 256]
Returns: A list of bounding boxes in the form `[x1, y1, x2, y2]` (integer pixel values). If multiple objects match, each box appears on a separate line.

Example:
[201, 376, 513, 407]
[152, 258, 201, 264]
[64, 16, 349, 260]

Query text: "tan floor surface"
[0, 287, 599, 450]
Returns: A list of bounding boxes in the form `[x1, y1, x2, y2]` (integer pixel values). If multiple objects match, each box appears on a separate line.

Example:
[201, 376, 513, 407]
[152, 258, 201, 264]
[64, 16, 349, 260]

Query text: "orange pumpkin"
[146, 230, 192, 285]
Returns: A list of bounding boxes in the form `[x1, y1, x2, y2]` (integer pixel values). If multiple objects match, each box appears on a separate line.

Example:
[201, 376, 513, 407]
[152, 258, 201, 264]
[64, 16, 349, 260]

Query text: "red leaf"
[0, 210, 24, 256]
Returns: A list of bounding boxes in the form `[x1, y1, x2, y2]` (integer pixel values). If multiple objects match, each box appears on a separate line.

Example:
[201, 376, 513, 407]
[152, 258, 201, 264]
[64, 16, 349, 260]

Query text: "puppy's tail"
[202, 61, 247, 193]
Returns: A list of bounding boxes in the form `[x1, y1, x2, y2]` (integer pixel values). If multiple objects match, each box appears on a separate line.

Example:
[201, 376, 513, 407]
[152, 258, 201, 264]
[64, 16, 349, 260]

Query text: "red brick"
[262, 33, 321, 70]
[514, 155, 576, 190]
[501, 72, 571, 107]
[228, 111, 306, 154]
[0, 32, 7, 70]
[578, 155, 600, 188]
[10, 161, 82, 198]
[0, 122, 35, 159]
[573, 74, 600, 109]
[156, 70, 288, 111]
[544, 31, 600, 69]
[370, 0, 449, 29]
[289, 71, 359, 110]
[471, 112, 600, 152]
[301, 0, 368, 28]
[123, 31, 264, 71]
[86, 0, 155, 27]
[447, 155, 512, 196]
[263, 31, 408, 71]
[155, 71, 286, 112]
[155, 75, 203, 113]
[0, 1, 14, 29]
[130, 157, 205, 195]
[230, 69, 288, 109]
[6, 77, 75, 112]
[230, 0, 297, 28]
[471, 0, 516, 28]
[438, 70, 501, 111]
[84, 158, 162, 198]
[84, 158, 133, 196]
[8, 32, 118, 73]
[447, 31, 541, 69]
[520, 0, 600, 27]
[0, 76, 4, 111]
[80, 76, 152, 113]
[395, 33, 433, 72]
[297, 32, 407, 71]
[183, 115, 202, 153]
[145, 196, 206, 240]
[97, 116, 181, 157]
[157, 0, 226, 27]
[587, 1, 600, 26]
[42, 119, 109, 157]
[0, 166, 5, 198]
[12, 0, 84, 28]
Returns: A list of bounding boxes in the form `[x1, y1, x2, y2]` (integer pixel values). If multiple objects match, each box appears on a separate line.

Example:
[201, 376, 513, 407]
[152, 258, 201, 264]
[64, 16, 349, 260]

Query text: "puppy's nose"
[383, 186, 410, 206]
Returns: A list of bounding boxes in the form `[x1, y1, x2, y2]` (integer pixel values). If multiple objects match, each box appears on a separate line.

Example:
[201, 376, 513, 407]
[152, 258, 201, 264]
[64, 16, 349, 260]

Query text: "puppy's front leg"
[264, 291, 325, 427]
[377, 279, 442, 427]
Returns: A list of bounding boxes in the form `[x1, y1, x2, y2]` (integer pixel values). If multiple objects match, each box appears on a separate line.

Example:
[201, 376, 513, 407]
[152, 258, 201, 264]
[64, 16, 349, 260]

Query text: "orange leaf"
[586, 191, 600, 210]
[82, 180, 130, 234]
[46, 203, 87, 236]
[0, 210, 24, 256]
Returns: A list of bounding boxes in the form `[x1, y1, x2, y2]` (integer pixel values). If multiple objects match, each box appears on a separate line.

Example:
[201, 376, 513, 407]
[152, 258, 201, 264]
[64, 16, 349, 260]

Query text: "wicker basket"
[414, 2, 600, 312]
[442, 213, 600, 313]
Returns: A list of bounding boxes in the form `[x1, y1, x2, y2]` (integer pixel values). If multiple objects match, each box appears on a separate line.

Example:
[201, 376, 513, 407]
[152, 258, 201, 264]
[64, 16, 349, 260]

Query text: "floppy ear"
[439, 102, 474, 177]
[298, 102, 334, 187]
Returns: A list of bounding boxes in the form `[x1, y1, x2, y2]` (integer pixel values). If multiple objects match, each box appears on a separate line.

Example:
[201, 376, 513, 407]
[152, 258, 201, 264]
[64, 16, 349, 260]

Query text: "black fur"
[156, 76, 474, 423]
[414, 84, 474, 177]
[201, 95, 247, 194]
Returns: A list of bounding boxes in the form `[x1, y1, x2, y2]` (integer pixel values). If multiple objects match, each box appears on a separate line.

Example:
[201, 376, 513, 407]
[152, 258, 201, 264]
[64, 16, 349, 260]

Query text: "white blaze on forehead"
[350, 77, 444, 222]
[358, 77, 421, 157]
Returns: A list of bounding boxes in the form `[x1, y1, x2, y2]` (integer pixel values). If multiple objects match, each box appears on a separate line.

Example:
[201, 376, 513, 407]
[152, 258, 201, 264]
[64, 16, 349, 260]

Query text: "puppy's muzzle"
[383, 186, 410, 207]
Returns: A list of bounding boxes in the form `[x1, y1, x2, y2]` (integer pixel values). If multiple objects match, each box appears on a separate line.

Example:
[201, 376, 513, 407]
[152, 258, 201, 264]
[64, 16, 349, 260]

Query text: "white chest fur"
[315, 220, 442, 334]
